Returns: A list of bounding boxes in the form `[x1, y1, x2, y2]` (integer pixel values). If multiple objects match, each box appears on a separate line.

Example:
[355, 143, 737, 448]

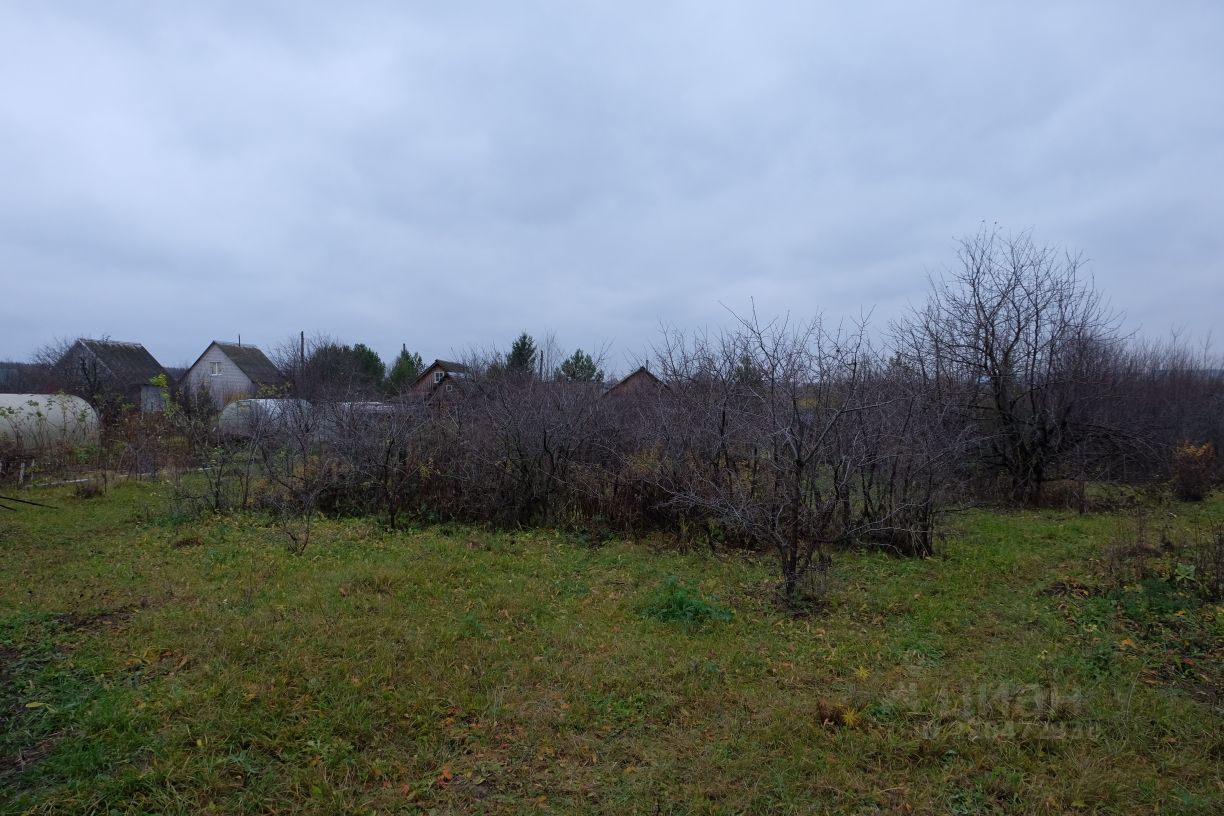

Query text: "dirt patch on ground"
[55, 600, 148, 633]
[0, 733, 59, 777]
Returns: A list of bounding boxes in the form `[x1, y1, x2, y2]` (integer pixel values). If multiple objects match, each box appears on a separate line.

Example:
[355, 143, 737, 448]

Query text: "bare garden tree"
[894, 226, 1128, 505]
[323, 399, 433, 528]
[836, 354, 969, 555]
[254, 399, 330, 553]
[649, 312, 899, 603]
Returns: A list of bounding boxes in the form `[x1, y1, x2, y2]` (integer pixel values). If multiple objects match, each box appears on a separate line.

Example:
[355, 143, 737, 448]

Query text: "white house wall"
[182, 345, 256, 408]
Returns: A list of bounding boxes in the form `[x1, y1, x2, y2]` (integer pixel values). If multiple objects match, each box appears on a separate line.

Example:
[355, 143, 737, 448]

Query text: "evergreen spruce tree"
[506, 332, 538, 374]
[556, 348, 603, 382]
[387, 346, 424, 391]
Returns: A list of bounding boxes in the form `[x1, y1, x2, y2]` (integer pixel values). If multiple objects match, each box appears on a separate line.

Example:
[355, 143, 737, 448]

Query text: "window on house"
[432, 371, 445, 384]
[209, 362, 223, 376]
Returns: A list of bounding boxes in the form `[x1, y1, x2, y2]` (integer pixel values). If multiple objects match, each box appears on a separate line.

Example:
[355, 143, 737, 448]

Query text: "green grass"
[1, 481, 1221, 814]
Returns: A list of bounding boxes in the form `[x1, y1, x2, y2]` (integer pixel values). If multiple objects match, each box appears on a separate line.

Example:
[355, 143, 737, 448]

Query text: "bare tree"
[1107, 335, 1224, 483]
[324, 400, 433, 528]
[34, 337, 116, 413]
[648, 312, 896, 603]
[894, 226, 1127, 505]
[166, 389, 272, 515]
[446, 348, 606, 525]
[254, 399, 329, 553]
[836, 354, 969, 554]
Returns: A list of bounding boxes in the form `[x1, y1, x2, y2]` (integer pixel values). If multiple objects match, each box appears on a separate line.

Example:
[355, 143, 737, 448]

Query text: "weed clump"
[1105, 513, 1224, 604]
[642, 576, 732, 625]
[1172, 442, 1216, 502]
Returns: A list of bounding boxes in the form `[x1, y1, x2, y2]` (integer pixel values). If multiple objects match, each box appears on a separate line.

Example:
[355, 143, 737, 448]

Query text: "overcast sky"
[2, 1, 1221, 372]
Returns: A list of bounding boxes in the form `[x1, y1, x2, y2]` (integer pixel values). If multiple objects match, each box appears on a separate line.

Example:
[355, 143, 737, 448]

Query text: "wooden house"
[180, 341, 288, 409]
[407, 359, 470, 396]
[603, 366, 664, 398]
[55, 338, 170, 413]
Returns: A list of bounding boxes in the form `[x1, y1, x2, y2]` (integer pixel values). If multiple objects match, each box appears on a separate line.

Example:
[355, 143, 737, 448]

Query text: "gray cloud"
[2, 1, 1221, 371]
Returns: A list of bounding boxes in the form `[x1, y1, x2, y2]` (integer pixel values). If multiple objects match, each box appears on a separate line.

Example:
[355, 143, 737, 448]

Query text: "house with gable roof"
[180, 341, 289, 409]
[55, 338, 171, 414]
[602, 365, 665, 398]
[407, 359, 471, 397]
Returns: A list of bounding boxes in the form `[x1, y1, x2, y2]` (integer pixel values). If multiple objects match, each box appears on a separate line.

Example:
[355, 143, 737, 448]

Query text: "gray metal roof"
[211, 342, 288, 386]
[72, 339, 168, 387]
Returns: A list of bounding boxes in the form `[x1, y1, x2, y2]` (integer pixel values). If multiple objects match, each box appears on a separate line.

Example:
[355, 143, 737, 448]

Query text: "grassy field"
[1, 481, 1221, 815]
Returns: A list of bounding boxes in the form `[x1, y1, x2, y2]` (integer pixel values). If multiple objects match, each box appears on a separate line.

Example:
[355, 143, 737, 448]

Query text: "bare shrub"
[251, 399, 331, 553]
[645, 311, 949, 604]
[1172, 442, 1216, 502]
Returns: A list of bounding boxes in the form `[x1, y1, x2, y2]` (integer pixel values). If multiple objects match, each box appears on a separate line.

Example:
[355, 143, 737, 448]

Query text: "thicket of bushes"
[8, 229, 1222, 603]
[123, 332, 1223, 603]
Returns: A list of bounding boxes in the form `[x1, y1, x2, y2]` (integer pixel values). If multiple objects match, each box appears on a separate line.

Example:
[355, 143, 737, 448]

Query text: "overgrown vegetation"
[8, 229, 1222, 608]
[1173, 442, 1217, 502]
[3, 229, 1221, 810]
[0, 482, 1220, 813]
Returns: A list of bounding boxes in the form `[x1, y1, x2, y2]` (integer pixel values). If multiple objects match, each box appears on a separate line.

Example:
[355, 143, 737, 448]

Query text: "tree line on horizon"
[278, 331, 608, 399]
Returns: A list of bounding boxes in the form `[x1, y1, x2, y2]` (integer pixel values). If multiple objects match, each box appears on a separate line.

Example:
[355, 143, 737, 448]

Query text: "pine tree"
[304, 342, 385, 395]
[556, 348, 603, 382]
[506, 332, 537, 374]
[387, 346, 424, 392]
[350, 343, 386, 390]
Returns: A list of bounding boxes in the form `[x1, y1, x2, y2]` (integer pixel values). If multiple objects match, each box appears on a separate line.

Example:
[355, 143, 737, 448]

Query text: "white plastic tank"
[0, 394, 100, 453]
